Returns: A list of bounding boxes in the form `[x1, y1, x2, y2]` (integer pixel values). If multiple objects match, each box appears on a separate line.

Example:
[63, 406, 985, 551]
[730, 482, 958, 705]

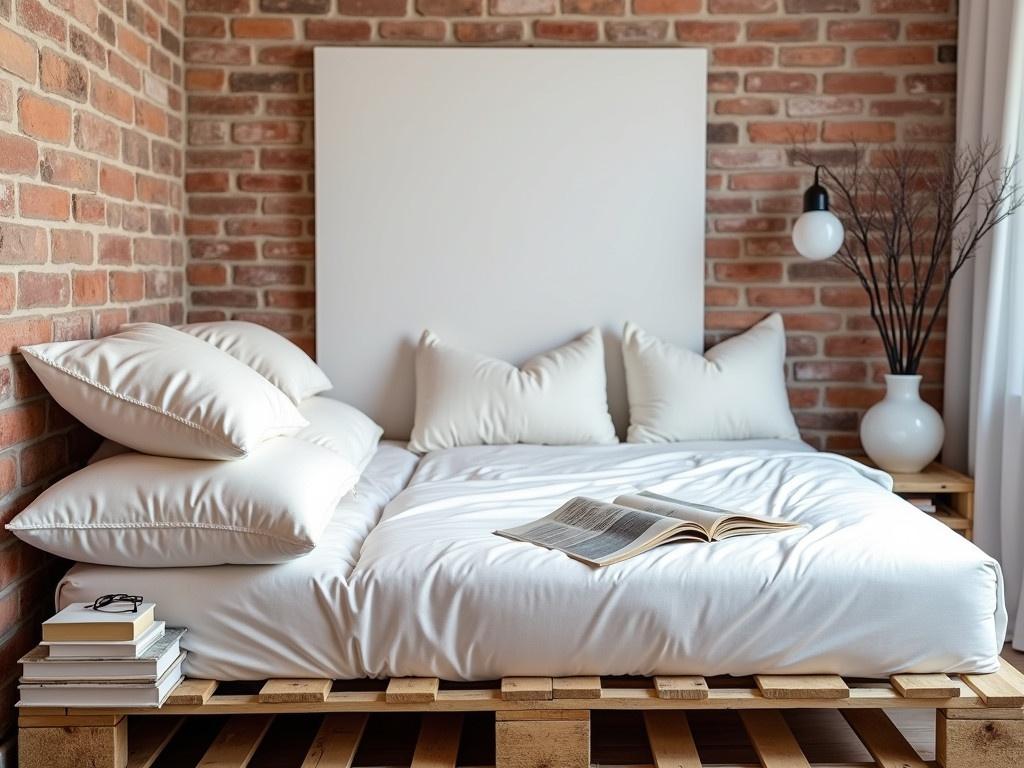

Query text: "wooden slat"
[754, 675, 850, 700]
[300, 713, 368, 768]
[385, 678, 440, 704]
[501, 677, 554, 701]
[552, 677, 602, 699]
[167, 678, 217, 705]
[841, 708, 928, 768]
[644, 710, 701, 768]
[411, 714, 463, 768]
[962, 662, 1024, 707]
[890, 673, 960, 699]
[653, 676, 709, 700]
[197, 714, 274, 768]
[127, 717, 184, 768]
[259, 679, 332, 703]
[739, 710, 811, 768]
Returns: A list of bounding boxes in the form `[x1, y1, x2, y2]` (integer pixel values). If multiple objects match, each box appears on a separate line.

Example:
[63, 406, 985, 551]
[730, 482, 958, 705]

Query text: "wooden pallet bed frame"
[18, 664, 1024, 768]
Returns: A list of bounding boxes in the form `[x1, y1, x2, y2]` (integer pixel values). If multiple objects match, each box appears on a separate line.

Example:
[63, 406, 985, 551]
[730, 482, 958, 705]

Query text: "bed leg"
[18, 716, 127, 768]
[495, 710, 590, 768]
[936, 709, 1024, 768]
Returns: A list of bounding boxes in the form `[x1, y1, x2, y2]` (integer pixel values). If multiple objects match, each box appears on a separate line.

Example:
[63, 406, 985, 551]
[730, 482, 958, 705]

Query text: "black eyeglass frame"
[89, 594, 144, 613]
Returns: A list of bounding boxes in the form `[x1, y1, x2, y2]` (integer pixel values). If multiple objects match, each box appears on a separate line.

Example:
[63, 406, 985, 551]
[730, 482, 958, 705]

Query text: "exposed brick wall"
[0, 0, 185, 737]
[181, 0, 957, 450]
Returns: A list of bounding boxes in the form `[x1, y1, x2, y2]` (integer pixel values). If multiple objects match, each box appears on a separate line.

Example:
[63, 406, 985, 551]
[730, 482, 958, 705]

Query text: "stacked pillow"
[8, 322, 383, 567]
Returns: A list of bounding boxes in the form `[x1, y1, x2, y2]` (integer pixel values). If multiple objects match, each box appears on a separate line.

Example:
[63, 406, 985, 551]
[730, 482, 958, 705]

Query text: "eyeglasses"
[89, 594, 144, 613]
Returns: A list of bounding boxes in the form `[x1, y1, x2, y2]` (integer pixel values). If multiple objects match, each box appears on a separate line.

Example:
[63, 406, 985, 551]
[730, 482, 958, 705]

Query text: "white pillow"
[409, 328, 617, 453]
[6, 437, 358, 566]
[623, 313, 800, 443]
[20, 323, 307, 461]
[177, 321, 331, 405]
[294, 396, 383, 471]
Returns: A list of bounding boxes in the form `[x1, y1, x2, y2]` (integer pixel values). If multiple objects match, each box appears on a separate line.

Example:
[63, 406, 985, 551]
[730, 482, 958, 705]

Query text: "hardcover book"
[21, 628, 185, 682]
[42, 602, 156, 643]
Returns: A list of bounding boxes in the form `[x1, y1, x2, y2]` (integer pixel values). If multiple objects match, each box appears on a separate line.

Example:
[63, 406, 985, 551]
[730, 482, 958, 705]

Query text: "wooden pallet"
[18, 665, 1024, 768]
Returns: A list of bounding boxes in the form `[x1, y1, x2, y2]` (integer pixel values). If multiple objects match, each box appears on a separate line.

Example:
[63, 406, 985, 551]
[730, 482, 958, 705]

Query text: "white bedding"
[58, 440, 1006, 680]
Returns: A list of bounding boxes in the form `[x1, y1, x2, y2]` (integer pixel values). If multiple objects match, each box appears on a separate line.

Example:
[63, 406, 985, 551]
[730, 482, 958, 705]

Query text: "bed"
[58, 439, 1006, 680]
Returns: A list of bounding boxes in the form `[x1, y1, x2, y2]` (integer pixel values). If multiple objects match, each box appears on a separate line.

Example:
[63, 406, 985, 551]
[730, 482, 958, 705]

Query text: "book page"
[613, 492, 730, 533]
[495, 497, 701, 566]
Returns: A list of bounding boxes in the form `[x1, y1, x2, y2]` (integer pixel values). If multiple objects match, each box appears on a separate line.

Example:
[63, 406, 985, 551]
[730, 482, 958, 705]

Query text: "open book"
[495, 491, 802, 567]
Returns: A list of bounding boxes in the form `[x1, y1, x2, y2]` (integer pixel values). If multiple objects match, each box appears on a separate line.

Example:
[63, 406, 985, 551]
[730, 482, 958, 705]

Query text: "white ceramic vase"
[860, 374, 944, 473]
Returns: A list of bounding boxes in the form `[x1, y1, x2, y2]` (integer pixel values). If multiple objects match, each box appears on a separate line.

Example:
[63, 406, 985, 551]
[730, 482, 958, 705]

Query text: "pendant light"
[792, 165, 844, 261]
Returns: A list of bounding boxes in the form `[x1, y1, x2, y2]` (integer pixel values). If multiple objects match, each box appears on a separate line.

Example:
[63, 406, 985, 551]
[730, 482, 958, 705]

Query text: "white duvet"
[59, 441, 1006, 680]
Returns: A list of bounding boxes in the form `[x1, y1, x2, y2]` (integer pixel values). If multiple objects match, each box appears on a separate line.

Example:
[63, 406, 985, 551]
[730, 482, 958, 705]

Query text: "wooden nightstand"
[854, 458, 975, 541]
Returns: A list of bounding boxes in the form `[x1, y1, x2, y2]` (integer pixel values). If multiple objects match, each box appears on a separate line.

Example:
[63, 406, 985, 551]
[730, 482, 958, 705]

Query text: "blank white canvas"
[315, 48, 707, 439]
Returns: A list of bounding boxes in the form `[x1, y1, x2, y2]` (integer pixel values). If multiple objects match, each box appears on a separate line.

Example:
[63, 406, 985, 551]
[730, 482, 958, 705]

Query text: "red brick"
[224, 217, 301, 237]
[0, 317, 52, 354]
[869, 98, 945, 117]
[0, 403, 46, 449]
[75, 112, 120, 158]
[873, 0, 948, 11]
[18, 92, 71, 144]
[184, 41, 251, 65]
[51, 229, 93, 264]
[786, 95, 862, 117]
[100, 163, 135, 200]
[747, 121, 817, 143]
[118, 25, 149, 65]
[17, 0, 67, 45]
[185, 15, 226, 38]
[135, 98, 168, 136]
[605, 20, 667, 42]
[39, 149, 98, 191]
[747, 18, 816, 41]
[906, 73, 955, 94]
[191, 289, 257, 307]
[745, 72, 816, 93]
[675, 21, 739, 42]
[379, 21, 447, 41]
[73, 193, 106, 224]
[490, 0, 555, 13]
[746, 287, 814, 306]
[40, 49, 88, 102]
[825, 335, 886, 357]
[634, 0, 697, 12]
[0, 26, 38, 84]
[906, 20, 957, 40]
[19, 184, 70, 221]
[72, 270, 107, 305]
[189, 240, 257, 260]
[713, 46, 774, 67]
[232, 121, 303, 144]
[708, 0, 776, 10]
[714, 262, 783, 282]
[231, 18, 294, 38]
[453, 21, 522, 42]
[109, 270, 144, 301]
[98, 234, 131, 264]
[305, 20, 373, 41]
[234, 265, 304, 286]
[185, 172, 229, 193]
[188, 149, 256, 168]
[186, 262, 227, 286]
[337, 0, 406, 13]
[853, 46, 935, 67]
[822, 120, 896, 143]
[0, 132, 38, 175]
[186, 68, 226, 91]
[189, 95, 259, 115]
[729, 172, 803, 191]
[266, 290, 314, 309]
[534, 20, 598, 41]
[263, 241, 313, 259]
[91, 77, 134, 122]
[715, 98, 778, 116]
[780, 46, 845, 67]
[17, 272, 69, 309]
[824, 72, 896, 94]
[21, 434, 68, 485]
[827, 20, 899, 41]
[418, 0, 482, 14]
[134, 238, 172, 265]
[0, 183, 13, 218]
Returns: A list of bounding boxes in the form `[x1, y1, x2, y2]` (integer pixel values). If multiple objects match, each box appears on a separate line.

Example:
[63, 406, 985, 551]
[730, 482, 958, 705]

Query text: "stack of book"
[905, 495, 937, 514]
[18, 602, 186, 708]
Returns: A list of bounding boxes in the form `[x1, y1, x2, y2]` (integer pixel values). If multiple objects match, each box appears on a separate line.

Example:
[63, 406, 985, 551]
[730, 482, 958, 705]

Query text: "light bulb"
[792, 209, 844, 261]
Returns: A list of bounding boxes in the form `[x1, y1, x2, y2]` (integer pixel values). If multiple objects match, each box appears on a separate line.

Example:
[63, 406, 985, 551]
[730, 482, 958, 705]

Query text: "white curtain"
[944, 0, 1024, 647]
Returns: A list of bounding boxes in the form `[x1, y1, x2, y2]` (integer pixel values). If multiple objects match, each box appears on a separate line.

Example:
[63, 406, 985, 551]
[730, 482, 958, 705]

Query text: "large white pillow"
[409, 328, 617, 453]
[6, 437, 358, 566]
[20, 323, 306, 461]
[177, 321, 331, 405]
[294, 396, 383, 471]
[623, 313, 800, 443]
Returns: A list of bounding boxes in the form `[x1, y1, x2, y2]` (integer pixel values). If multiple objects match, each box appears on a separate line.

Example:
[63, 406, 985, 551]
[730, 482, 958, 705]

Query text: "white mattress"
[58, 440, 1007, 680]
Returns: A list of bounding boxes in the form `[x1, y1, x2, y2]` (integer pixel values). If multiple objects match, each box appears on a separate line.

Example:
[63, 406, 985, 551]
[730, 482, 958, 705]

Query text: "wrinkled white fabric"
[624, 314, 800, 442]
[177, 320, 332, 405]
[59, 442, 1005, 680]
[20, 323, 306, 460]
[409, 328, 617, 453]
